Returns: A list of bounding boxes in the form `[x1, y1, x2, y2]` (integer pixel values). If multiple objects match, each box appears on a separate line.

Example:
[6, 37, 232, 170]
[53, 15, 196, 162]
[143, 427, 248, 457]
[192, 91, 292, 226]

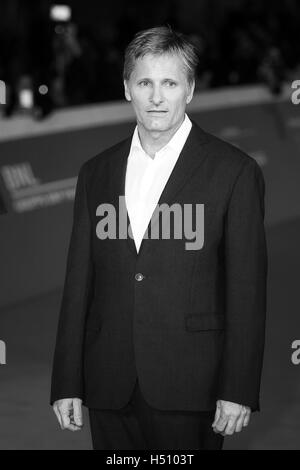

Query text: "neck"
[137, 117, 185, 159]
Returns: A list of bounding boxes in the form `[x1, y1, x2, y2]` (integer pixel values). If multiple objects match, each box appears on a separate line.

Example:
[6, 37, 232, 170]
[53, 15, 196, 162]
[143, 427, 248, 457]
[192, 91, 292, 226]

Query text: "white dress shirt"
[125, 114, 192, 253]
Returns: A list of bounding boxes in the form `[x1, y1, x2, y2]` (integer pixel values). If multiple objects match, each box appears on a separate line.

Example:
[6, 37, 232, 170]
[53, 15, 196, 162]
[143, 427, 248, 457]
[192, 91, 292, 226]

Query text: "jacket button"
[135, 273, 145, 282]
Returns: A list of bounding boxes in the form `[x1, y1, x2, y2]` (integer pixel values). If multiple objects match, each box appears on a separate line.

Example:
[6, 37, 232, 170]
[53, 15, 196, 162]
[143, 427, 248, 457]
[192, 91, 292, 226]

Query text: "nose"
[150, 85, 163, 106]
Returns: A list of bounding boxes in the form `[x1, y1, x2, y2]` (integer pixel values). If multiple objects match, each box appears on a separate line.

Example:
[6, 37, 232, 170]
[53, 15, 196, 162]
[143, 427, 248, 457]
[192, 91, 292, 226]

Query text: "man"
[51, 26, 267, 450]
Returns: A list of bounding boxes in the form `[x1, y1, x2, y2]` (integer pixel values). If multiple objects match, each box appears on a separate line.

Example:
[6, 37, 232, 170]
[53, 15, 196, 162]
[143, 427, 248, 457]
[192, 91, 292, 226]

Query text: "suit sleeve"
[217, 159, 268, 411]
[50, 162, 94, 405]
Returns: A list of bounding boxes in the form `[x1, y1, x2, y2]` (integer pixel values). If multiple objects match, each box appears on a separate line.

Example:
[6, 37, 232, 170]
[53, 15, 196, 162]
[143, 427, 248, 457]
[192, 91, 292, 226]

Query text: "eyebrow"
[136, 77, 178, 82]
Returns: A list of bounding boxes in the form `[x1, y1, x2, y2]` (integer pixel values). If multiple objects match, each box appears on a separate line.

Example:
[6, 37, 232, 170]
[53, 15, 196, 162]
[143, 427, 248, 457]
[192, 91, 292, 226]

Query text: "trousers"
[88, 379, 224, 450]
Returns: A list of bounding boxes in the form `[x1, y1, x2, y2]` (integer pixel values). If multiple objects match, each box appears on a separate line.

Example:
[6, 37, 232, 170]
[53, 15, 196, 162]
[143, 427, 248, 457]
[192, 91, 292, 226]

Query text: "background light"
[50, 5, 72, 22]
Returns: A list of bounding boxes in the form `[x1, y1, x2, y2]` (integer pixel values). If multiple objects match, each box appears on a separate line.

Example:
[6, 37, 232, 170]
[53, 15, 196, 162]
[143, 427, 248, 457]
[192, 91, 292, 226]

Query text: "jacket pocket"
[185, 312, 224, 331]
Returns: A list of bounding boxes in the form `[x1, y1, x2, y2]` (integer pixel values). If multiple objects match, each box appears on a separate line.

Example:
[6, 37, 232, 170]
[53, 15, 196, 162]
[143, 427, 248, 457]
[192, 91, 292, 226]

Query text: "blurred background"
[1, 0, 300, 116]
[1, 0, 300, 449]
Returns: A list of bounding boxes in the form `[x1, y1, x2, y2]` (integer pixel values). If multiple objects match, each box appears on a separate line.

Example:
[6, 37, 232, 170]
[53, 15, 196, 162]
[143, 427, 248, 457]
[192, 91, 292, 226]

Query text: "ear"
[186, 80, 195, 105]
[124, 80, 131, 102]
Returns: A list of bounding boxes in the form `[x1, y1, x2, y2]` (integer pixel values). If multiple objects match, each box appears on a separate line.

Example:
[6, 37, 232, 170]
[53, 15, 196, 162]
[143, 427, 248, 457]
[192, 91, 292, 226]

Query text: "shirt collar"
[130, 113, 192, 159]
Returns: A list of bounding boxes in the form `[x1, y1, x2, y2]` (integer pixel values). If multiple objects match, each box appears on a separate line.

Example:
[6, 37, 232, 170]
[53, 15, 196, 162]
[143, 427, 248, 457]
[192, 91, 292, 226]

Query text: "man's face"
[124, 53, 194, 135]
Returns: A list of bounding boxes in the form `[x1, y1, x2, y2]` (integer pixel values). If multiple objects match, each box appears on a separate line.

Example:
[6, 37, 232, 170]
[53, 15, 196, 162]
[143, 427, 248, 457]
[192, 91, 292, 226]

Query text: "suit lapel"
[107, 122, 210, 257]
[105, 138, 137, 256]
[151, 123, 209, 214]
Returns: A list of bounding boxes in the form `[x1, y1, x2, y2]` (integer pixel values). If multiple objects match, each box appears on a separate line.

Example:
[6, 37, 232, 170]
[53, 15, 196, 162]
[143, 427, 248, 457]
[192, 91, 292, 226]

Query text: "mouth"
[147, 110, 168, 115]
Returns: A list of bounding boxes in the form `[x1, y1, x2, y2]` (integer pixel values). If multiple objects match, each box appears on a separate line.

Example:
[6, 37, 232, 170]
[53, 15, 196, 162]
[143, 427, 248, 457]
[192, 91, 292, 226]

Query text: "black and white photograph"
[0, 0, 300, 452]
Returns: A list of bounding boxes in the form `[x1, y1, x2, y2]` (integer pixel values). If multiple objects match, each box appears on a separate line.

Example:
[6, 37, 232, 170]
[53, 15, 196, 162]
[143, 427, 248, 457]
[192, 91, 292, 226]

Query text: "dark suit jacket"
[50, 122, 268, 412]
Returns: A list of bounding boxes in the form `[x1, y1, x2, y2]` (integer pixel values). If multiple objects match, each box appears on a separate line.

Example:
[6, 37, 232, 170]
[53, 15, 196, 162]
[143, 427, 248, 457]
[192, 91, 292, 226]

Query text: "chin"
[146, 120, 169, 132]
[150, 123, 166, 131]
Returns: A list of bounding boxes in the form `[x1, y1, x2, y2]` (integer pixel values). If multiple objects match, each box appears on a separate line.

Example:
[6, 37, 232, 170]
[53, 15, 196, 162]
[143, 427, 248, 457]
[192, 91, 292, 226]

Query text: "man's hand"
[53, 398, 83, 431]
[212, 400, 251, 436]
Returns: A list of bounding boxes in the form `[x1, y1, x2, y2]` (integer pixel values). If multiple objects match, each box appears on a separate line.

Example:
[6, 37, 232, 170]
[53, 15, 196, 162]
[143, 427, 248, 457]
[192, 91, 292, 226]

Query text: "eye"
[139, 80, 150, 87]
[164, 80, 177, 87]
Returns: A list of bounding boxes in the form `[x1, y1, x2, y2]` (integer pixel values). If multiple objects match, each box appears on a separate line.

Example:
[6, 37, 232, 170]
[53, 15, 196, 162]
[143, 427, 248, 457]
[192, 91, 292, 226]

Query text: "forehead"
[130, 53, 187, 80]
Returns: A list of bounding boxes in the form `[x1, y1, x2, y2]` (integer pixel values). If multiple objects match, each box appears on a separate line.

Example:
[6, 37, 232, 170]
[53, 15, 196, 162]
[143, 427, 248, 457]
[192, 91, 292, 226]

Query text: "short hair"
[123, 26, 199, 86]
